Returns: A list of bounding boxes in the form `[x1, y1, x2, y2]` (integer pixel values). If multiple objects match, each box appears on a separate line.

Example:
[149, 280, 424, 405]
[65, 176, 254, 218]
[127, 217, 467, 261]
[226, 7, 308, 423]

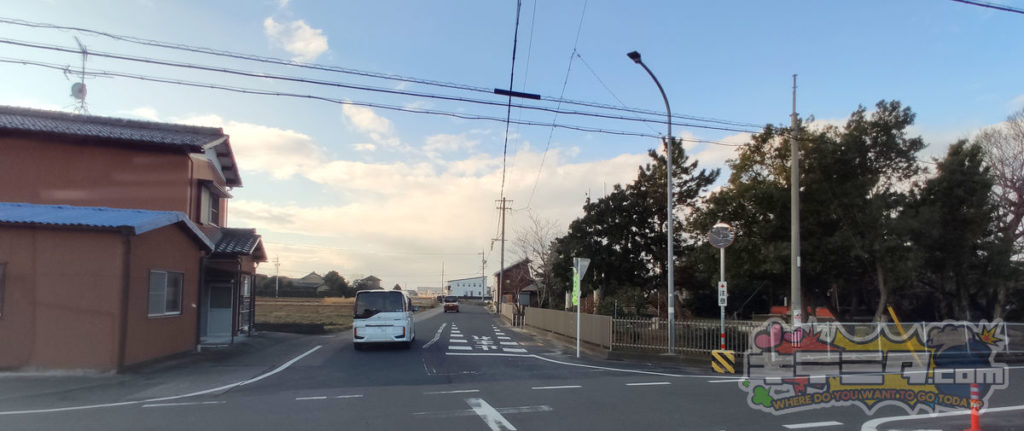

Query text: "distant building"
[447, 276, 488, 298]
[353, 275, 382, 290]
[494, 259, 534, 305]
[416, 286, 442, 297]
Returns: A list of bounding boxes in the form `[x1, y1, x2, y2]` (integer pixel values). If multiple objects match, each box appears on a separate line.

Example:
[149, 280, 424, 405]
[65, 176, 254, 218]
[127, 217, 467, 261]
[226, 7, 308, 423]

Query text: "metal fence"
[611, 318, 1024, 356]
[612, 317, 760, 354]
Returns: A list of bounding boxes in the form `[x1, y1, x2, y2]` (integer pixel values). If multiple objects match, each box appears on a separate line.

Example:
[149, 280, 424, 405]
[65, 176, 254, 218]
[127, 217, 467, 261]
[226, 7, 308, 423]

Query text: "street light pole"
[628, 50, 676, 352]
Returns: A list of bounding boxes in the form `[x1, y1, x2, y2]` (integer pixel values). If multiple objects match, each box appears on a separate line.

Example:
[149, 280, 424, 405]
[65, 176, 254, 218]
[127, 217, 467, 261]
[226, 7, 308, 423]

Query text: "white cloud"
[1011, 93, 1024, 110]
[176, 114, 326, 179]
[263, 17, 329, 62]
[342, 104, 393, 136]
[353, 143, 377, 152]
[124, 107, 159, 121]
[424, 133, 478, 154]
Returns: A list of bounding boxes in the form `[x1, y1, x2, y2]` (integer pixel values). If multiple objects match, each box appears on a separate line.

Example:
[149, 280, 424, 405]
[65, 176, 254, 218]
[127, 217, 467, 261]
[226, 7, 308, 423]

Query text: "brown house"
[493, 259, 535, 306]
[0, 203, 213, 370]
[0, 106, 266, 369]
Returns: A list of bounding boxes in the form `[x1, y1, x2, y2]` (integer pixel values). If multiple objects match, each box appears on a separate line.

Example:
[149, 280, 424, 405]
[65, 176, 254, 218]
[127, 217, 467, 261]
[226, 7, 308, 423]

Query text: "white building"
[416, 286, 442, 297]
[446, 276, 488, 298]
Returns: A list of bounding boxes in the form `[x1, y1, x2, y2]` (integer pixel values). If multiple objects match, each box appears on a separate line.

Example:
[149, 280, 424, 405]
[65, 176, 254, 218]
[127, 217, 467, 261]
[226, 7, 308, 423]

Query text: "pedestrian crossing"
[446, 324, 528, 353]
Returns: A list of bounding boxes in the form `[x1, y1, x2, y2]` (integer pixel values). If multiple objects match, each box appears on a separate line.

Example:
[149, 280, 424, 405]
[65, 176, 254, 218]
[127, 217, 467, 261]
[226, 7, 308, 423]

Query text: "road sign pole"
[720, 248, 726, 350]
[572, 257, 590, 359]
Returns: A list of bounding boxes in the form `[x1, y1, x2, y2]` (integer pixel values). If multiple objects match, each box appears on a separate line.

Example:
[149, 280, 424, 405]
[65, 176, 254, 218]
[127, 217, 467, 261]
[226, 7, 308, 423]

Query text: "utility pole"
[274, 256, 280, 298]
[494, 198, 512, 316]
[479, 250, 487, 299]
[790, 74, 802, 326]
[441, 261, 445, 295]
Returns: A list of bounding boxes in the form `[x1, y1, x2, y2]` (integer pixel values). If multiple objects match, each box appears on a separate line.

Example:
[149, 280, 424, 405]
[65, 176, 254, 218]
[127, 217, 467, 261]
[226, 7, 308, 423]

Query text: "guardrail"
[611, 318, 1023, 356]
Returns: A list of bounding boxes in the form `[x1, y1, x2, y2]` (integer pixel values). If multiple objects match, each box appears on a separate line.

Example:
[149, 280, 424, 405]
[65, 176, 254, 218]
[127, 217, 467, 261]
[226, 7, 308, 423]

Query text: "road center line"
[707, 378, 745, 383]
[296, 396, 327, 401]
[141, 401, 225, 408]
[466, 398, 517, 431]
[335, 395, 364, 399]
[531, 385, 581, 390]
[422, 323, 448, 349]
[425, 389, 480, 395]
[783, 420, 843, 429]
[625, 382, 670, 386]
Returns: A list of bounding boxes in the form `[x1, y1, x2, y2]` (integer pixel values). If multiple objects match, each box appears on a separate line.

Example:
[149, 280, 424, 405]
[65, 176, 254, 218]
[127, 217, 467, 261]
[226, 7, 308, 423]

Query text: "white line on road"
[412, 405, 551, 418]
[422, 323, 448, 349]
[527, 354, 686, 377]
[861, 403, 1024, 431]
[451, 339, 468, 343]
[446, 352, 533, 357]
[503, 348, 528, 353]
[0, 344, 324, 416]
[448, 345, 473, 351]
[335, 395, 363, 399]
[141, 401, 225, 408]
[531, 385, 581, 390]
[466, 398, 517, 431]
[296, 396, 328, 401]
[707, 378, 745, 383]
[625, 382, 670, 386]
[783, 420, 843, 429]
[424, 389, 480, 395]
[497, 336, 512, 340]
[499, 341, 519, 345]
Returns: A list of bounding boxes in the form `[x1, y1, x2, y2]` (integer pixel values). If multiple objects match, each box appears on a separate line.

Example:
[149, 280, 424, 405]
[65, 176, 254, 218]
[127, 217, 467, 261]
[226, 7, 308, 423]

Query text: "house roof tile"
[212, 227, 266, 261]
[0, 202, 213, 250]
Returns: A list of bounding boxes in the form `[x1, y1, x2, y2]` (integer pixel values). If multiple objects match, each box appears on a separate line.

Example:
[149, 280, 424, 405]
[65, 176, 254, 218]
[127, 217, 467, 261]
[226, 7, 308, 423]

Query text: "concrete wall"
[0, 226, 125, 370]
[524, 307, 612, 349]
[123, 224, 202, 367]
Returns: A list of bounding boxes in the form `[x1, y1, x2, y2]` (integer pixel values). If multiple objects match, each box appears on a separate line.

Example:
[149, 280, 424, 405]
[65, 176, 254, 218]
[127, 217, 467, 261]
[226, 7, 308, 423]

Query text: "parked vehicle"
[352, 290, 416, 350]
[443, 295, 459, 313]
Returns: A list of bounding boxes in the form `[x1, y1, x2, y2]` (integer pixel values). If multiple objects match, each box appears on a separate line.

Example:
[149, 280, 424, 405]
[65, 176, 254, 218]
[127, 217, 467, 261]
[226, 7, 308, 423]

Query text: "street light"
[627, 50, 676, 352]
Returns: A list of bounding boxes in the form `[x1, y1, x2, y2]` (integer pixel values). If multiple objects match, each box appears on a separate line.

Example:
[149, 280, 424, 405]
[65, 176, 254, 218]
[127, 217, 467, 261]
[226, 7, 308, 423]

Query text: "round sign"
[708, 222, 735, 249]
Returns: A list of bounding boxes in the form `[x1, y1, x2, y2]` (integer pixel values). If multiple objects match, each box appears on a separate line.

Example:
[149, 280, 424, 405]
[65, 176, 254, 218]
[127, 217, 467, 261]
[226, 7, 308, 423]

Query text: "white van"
[352, 290, 416, 350]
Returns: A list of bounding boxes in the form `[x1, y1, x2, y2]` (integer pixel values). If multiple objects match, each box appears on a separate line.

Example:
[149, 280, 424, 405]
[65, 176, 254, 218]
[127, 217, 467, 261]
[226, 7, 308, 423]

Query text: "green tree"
[323, 270, 351, 297]
[552, 138, 719, 314]
[393, 283, 402, 291]
[905, 141, 999, 320]
[689, 101, 925, 321]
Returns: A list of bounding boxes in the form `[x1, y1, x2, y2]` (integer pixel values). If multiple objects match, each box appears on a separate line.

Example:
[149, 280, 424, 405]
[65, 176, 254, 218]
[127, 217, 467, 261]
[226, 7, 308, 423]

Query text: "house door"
[204, 283, 234, 339]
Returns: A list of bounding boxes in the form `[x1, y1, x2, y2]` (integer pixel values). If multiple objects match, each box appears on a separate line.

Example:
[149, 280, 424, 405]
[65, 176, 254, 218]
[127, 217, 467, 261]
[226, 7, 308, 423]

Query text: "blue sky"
[2, 0, 1022, 289]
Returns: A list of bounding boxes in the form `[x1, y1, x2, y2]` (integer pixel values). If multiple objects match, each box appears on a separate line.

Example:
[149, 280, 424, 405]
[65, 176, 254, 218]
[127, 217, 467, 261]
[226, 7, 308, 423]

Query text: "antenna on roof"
[71, 36, 89, 114]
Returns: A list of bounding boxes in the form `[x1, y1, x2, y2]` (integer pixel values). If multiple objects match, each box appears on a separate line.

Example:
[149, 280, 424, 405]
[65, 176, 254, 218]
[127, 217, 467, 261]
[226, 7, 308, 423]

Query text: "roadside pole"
[708, 223, 735, 351]
[573, 257, 590, 359]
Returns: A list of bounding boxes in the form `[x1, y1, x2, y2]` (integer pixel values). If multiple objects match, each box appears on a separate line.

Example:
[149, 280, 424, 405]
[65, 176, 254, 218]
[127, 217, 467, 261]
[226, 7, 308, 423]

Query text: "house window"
[199, 186, 221, 226]
[241, 274, 251, 297]
[148, 270, 183, 317]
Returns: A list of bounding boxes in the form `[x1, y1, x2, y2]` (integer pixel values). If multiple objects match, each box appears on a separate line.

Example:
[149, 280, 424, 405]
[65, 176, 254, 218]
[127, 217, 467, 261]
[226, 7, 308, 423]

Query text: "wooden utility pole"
[494, 198, 512, 315]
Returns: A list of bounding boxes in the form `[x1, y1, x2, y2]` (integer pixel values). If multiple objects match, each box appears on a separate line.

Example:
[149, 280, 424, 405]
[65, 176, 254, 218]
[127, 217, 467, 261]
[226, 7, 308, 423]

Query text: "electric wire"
[0, 16, 764, 131]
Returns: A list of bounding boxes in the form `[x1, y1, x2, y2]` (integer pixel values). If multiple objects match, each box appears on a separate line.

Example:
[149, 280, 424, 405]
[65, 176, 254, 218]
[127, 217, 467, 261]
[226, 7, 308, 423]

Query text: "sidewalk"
[0, 331, 324, 412]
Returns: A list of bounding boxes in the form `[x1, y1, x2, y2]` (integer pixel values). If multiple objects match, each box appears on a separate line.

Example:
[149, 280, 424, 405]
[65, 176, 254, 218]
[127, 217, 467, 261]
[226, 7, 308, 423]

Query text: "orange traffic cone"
[963, 383, 982, 431]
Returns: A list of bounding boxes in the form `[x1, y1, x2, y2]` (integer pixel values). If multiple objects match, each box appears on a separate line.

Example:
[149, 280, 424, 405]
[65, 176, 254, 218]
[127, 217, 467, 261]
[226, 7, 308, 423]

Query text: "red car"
[443, 296, 459, 313]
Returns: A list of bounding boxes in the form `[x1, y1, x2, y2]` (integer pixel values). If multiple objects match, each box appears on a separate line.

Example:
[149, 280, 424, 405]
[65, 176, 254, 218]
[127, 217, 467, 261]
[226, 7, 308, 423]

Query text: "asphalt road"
[2, 304, 1023, 430]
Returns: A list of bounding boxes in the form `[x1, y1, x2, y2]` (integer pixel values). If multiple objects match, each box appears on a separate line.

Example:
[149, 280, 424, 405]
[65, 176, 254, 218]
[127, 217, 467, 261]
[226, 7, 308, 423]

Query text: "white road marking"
[783, 420, 843, 429]
[424, 389, 480, 395]
[531, 385, 581, 390]
[861, 403, 1024, 431]
[497, 336, 512, 340]
[625, 382, 670, 386]
[450, 339, 468, 343]
[0, 344, 323, 416]
[466, 398, 517, 431]
[707, 378, 745, 383]
[503, 348, 528, 353]
[499, 341, 519, 345]
[422, 323, 448, 349]
[296, 396, 327, 401]
[527, 354, 686, 377]
[446, 352, 533, 357]
[335, 395, 363, 399]
[412, 405, 551, 418]
[141, 401, 225, 408]
[449, 345, 473, 351]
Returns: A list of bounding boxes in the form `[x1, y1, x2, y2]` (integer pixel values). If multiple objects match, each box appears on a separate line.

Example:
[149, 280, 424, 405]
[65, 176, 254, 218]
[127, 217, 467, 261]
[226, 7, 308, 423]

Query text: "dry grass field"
[255, 296, 437, 332]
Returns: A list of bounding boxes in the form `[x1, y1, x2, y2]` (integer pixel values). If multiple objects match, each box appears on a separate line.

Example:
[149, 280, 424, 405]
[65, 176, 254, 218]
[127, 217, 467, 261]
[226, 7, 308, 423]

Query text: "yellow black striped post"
[711, 349, 735, 374]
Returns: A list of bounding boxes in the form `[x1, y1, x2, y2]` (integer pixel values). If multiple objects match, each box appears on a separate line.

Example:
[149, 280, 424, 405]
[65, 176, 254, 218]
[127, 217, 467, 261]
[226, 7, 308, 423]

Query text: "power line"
[0, 37, 762, 134]
[0, 57, 691, 139]
[526, 0, 589, 209]
[0, 16, 765, 131]
[499, 0, 524, 202]
[950, 0, 1024, 15]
